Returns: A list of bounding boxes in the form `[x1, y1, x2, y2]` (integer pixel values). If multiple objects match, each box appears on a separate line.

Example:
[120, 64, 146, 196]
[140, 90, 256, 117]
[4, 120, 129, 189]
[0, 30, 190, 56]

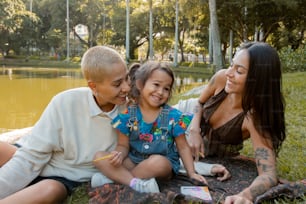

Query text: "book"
[180, 186, 213, 202]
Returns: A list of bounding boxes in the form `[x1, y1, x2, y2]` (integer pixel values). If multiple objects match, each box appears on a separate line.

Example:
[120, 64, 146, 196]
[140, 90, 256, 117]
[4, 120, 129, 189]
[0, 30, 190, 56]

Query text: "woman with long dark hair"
[188, 42, 286, 203]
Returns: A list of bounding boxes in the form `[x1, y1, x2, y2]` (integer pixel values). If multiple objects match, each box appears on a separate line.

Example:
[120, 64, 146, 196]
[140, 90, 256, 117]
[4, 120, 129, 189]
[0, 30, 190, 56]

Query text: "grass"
[1, 57, 80, 69]
[242, 72, 306, 190]
[239, 72, 306, 180]
[65, 72, 306, 204]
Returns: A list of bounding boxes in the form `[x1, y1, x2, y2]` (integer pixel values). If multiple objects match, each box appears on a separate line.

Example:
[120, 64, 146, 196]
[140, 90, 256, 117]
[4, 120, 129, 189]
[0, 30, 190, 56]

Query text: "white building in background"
[74, 24, 88, 40]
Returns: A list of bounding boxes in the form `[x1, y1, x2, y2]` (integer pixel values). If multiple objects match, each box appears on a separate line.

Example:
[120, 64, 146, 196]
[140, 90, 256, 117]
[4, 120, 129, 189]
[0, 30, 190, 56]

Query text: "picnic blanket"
[88, 157, 306, 204]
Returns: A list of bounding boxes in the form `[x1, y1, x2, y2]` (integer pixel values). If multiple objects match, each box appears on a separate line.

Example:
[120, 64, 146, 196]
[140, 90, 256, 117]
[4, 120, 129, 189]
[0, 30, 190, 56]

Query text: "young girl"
[92, 61, 206, 193]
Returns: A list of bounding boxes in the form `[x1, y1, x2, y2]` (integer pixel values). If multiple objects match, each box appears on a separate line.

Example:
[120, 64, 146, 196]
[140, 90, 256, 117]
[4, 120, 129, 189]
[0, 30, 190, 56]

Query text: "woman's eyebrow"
[237, 64, 248, 70]
[232, 60, 248, 70]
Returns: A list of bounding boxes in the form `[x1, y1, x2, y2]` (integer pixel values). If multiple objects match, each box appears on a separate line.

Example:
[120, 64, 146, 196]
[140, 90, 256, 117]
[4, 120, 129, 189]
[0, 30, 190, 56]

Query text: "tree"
[0, 0, 38, 56]
[216, 0, 305, 58]
[2, 0, 304, 60]
[209, 0, 223, 70]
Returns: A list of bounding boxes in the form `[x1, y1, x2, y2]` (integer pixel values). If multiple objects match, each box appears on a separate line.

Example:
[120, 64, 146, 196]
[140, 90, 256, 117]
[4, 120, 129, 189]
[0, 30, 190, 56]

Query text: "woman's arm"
[187, 100, 204, 161]
[188, 69, 227, 160]
[225, 116, 278, 203]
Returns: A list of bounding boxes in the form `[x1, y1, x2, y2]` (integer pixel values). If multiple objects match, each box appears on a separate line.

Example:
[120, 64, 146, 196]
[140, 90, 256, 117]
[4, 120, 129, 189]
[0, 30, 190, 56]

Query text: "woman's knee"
[0, 179, 68, 204]
[92, 151, 109, 167]
[0, 142, 17, 166]
[36, 179, 67, 203]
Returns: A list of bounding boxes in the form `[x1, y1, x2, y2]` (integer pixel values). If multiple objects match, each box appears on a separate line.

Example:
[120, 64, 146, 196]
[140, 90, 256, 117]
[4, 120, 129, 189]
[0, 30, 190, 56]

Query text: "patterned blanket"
[88, 157, 305, 204]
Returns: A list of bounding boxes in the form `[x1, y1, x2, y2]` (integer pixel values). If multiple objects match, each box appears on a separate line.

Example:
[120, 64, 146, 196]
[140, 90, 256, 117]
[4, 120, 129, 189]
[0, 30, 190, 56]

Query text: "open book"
[181, 186, 213, 203]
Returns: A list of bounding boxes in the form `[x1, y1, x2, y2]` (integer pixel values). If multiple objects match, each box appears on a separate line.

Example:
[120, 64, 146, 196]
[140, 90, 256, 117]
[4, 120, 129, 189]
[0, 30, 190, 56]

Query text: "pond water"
[0, 67, 209, 134]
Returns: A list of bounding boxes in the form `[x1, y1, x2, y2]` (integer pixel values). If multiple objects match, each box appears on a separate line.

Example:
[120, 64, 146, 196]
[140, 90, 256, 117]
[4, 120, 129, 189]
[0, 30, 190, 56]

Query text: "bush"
[3, 55, 24, 59]
[179, 61, 208, 68]
[71, 56, 81, 63]
[279, 46, 306, 73]
[29, 56, 41, 60]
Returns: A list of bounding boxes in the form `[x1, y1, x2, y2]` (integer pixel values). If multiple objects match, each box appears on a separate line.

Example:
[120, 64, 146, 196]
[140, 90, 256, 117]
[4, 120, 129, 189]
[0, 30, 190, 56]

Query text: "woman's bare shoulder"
[214, 69, 227, 82]
[198, 69, 227, 103]
[209, 69, 227, 92]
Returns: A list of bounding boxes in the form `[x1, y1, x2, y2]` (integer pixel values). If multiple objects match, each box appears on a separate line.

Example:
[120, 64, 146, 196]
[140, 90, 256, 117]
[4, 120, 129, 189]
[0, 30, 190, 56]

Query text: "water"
[0, 67, 86, 133]
[0, 67, 208, 134]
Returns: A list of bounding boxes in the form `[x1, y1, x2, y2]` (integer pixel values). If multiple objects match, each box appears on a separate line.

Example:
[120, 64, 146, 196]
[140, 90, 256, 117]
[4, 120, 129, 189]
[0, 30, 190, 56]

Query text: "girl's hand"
[109, 151, 123, 167]
[190, 172, 207, 184]
[188, 128, 205, 161]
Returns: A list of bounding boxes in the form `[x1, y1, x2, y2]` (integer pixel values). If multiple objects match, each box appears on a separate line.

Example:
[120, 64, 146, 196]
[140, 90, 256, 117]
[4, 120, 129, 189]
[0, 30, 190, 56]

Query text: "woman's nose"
[122, 80, 131, 92]
[225, 66, 233, 77]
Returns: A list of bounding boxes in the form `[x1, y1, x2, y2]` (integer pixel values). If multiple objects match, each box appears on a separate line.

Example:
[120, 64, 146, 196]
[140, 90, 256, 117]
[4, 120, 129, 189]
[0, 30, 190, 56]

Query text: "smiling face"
[138, 69, 173, 109]
[225, 49, 249, 94]
[88, 63, 130, 112]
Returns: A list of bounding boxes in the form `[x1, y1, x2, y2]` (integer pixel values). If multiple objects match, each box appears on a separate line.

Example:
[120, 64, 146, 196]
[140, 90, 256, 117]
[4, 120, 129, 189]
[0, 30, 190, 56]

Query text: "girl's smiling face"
[138, 69, 173, 109]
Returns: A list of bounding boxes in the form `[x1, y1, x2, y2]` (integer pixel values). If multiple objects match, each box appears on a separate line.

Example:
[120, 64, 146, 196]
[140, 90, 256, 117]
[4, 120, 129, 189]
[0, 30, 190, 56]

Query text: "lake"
[0, 67, 209, 134]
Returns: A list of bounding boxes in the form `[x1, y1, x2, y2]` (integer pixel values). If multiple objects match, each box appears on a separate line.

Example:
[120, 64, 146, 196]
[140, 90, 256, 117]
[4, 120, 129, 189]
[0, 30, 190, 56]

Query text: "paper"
[181, 186, 212, 202]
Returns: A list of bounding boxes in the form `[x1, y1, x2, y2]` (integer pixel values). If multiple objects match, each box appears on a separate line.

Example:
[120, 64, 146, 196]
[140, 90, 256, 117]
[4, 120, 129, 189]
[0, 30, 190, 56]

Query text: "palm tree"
[126, 0, 130, 63]
[149, 0, 154, 59]
[209, 0, 223, 70]
[173, 0, 179, 67]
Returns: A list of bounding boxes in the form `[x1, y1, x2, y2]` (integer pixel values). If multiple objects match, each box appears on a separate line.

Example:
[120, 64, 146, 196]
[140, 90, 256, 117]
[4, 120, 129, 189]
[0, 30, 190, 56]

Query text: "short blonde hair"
[81, 46, 126, 82]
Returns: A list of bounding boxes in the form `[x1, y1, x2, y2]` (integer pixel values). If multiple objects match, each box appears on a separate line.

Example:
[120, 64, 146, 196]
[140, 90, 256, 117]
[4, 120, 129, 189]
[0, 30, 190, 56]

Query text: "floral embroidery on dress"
[132, 120, 138, 131]
[178, 115, 191, 129]
[139, 133, 153, 142]
[113, 120, 122, 128]
[151, 121, 159, 134]
[169, 118, 175, 126]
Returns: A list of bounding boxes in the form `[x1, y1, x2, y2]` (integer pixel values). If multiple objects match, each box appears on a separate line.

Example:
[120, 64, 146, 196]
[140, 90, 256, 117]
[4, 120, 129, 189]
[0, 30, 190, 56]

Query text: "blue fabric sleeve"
[169, 107, 193, 138]
[111, 108, 131, 136]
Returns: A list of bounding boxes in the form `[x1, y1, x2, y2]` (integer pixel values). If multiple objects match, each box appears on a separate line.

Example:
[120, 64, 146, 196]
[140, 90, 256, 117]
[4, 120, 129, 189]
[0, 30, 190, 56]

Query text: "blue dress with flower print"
[111, 104, 192, 174]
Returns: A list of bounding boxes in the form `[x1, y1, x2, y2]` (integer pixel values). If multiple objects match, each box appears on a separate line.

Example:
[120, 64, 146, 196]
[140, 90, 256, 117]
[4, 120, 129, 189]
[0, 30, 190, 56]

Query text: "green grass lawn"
[66, 71, 306, 204]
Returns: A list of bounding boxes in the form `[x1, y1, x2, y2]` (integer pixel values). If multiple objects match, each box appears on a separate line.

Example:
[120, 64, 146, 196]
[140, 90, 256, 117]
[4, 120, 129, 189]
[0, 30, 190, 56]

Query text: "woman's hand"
[188, 127, 205, 161]
[211, 164, 231, 181]
[224, 194, 253, 204]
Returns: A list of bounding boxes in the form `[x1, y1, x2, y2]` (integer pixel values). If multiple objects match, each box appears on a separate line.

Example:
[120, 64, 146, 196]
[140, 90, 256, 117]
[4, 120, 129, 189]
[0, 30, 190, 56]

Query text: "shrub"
[71, 56, 81, 62]
[279, 46, 306, 73]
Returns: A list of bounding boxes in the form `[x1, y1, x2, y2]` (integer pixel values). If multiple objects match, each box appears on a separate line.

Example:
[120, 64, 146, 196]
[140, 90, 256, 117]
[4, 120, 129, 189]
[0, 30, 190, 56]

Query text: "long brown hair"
[242, 42, 286, 154]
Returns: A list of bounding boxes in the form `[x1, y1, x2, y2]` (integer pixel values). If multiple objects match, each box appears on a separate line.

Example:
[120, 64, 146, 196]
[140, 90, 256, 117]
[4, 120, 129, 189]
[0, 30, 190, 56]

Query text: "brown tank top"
[200, 89, 245, 157]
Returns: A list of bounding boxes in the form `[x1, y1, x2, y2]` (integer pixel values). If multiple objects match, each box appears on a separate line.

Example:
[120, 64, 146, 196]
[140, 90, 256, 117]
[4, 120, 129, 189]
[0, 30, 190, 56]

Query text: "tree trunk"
[208, 0, 223, 71]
